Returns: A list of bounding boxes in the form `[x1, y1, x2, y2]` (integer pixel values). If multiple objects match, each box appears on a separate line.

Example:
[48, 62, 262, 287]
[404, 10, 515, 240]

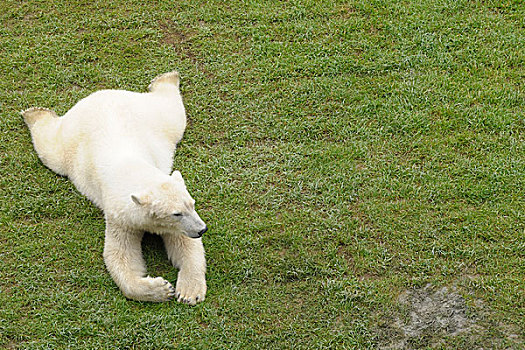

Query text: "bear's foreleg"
[103, 220, 176, 302]
[163, 234, 207, 305]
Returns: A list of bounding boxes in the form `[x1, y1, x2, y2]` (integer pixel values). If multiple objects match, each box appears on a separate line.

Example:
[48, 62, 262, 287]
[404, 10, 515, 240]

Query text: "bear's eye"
[172, 213, 183, 217]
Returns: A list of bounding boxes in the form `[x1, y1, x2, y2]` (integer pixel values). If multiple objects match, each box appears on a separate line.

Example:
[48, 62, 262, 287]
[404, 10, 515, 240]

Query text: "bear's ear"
[131, 194, 150, 206]
[171, 170, 184, 183]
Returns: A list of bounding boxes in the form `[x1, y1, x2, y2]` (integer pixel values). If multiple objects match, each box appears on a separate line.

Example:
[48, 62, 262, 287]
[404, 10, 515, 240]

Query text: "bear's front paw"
[175, 272, 207, 306]
[138, 276, 176, 302]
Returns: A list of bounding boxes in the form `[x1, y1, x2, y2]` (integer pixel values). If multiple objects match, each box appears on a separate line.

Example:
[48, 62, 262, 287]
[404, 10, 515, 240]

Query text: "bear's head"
[130, 170, 207, 238]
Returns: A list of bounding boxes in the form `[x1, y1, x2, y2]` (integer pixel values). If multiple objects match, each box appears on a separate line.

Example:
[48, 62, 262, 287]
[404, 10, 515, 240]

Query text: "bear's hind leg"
[103, 221, 176, 302]
[147, 71, 180, 93]
[21, 107, 67, 176]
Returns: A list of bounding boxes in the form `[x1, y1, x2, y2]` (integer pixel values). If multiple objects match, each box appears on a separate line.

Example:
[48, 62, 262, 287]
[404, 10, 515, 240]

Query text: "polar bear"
[22, 72, 207, 304]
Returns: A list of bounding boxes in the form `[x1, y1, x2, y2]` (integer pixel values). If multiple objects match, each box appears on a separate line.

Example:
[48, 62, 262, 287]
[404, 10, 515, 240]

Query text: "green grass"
[1, 0, 524, 348]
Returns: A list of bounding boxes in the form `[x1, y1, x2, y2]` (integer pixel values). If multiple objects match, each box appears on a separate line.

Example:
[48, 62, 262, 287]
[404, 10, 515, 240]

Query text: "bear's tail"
[148, 71, 180, 94]
[21, 107, 67, 176]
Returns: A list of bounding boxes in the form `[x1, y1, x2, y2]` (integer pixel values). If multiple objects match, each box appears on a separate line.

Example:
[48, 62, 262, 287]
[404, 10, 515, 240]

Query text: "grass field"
[1, 0, 523, 348]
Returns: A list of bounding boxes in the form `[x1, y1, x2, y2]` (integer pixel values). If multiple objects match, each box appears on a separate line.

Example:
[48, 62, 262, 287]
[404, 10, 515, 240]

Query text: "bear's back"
[58, 88, 187, 208]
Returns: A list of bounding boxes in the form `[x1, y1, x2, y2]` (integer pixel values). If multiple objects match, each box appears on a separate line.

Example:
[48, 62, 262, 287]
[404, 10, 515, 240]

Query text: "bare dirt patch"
[380, 284, 475, 349]
[158, 20, 213, 78]
[378, 283, 524, 349]
[158, 21, 196, 47]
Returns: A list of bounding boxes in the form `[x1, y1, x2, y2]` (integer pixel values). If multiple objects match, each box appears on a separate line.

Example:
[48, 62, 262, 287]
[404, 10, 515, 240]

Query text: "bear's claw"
[175, 272, 207, 306]
[131, 276, 177, 302]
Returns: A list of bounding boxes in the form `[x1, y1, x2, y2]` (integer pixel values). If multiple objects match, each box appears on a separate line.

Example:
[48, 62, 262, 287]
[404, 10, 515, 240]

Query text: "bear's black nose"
[197, 226, 208, 237]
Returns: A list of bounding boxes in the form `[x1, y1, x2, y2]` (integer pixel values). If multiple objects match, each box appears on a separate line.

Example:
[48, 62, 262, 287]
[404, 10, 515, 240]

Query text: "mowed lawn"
[0, 0, 523, 348]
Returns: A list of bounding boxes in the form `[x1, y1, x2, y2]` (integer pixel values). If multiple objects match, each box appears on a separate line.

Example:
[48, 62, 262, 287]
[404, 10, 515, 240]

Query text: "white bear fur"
[22, 72, 207, 304]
